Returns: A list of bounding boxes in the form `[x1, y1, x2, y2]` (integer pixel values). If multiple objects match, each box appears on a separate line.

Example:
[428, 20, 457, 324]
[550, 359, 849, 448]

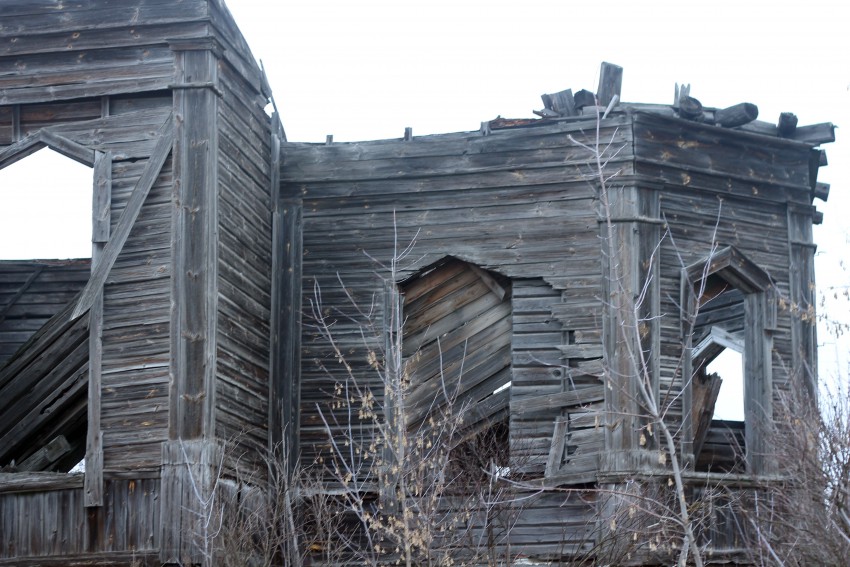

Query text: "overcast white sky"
[0, 0, 848, 381]
[224, 0, 850, 384]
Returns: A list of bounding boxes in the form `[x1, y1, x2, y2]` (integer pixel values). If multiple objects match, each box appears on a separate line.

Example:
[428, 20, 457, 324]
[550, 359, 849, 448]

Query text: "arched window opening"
[0, 147, 93, 473]
[708, 348, 744, 422]
[685, 247, 773, 474]
[0, 147, 93, 260]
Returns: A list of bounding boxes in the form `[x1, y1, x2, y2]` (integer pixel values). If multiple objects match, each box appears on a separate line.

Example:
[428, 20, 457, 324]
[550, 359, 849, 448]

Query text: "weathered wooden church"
[0, 0, 834, 565]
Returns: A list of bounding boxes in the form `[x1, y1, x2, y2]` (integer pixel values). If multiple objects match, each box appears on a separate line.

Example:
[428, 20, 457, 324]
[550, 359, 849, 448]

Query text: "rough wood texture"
[0, 4, 835, 563]
[0, 477, 160, 559]
[284, 91, 829, 563]
[0, 2, 273, 564]
[0, 260, 90, 366]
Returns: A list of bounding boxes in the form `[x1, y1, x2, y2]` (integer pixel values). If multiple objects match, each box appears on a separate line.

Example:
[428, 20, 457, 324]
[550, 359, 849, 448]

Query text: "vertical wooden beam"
[787, 205, 817, 398]
[744, 293, 772, 474]
[162, 37, 222, 565]
[599, 185, 642, 471]
[380, 280, 403, 508]
[270, 115, 303, 470]
[638, 186, 662, 450]
[680, 278, 696, 464]
[168, 37, 221, 441]
[85, 150, 111, 507]
[11, 105, 20, 142]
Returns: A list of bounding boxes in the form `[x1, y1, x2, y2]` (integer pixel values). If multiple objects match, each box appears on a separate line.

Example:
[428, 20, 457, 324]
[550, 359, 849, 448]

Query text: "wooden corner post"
[270, 115, 303, 470]
[161, 37, 223, 565]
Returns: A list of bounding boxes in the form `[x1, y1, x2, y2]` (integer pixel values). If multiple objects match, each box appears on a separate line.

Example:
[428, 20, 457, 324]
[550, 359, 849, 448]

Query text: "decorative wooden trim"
[0, 130, 93, 171]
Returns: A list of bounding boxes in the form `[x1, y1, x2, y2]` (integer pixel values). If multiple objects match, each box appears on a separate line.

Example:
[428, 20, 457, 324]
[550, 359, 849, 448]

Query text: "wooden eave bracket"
[71, 114, 174, 321]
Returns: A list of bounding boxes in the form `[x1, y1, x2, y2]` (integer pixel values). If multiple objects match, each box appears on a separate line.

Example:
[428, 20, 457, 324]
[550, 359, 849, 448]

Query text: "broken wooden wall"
[282, 93, 832, 561]
[280, 116, 633, 548]
[634, 112, 827, 472]
[0, 260, 90, 366]
[0, 1, 275, 564]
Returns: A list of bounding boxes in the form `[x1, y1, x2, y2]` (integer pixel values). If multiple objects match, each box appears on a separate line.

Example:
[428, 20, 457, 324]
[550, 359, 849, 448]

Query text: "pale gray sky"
[1, 0, 847, 380]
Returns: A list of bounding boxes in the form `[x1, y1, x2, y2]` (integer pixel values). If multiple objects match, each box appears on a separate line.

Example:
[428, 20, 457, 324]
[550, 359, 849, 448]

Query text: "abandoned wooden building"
[0, 0, 835, 564]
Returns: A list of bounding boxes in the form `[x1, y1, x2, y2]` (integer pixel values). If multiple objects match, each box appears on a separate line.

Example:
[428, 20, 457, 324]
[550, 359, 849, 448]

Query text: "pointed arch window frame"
[0, 114, 173, 506]
[680, 246, 777, 474]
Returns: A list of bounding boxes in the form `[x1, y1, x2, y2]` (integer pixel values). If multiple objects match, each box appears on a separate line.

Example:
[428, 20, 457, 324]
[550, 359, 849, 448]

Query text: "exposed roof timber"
[529, 62, 836, 147]
[0, 265, 44, 327]
[693, 326, 745, 361]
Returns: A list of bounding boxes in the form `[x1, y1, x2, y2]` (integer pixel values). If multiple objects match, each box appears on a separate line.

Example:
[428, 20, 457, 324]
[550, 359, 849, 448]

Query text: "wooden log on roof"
[17, 435, 71, 472]
[714, 103, 759, 128]
[777, 112, 798, 137]
[678, 95, 704, 121]
[541, 88, 576, 117]
[573, 89, 596, 109]
[596, 62, 623, 108]
[791, 122, 836, 145]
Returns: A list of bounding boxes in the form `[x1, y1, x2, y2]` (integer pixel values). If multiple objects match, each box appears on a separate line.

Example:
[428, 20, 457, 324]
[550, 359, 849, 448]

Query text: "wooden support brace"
[0, 132, 48, 170]
[71, 115, 174, 320]
[38, 130, 97, 166]
[18, 435, 71, 472]
[545, 420, 569, 477]
[85, 151, 111, 507]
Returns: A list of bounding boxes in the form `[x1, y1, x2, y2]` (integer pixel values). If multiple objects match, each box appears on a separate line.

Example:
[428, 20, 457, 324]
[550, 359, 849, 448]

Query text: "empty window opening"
[692, 292, 747, 473]
[708, 348, 744, 421]
[686, 247, 774, 474]
[0, 148, 93, 260]
[0, 147, 93, 474]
